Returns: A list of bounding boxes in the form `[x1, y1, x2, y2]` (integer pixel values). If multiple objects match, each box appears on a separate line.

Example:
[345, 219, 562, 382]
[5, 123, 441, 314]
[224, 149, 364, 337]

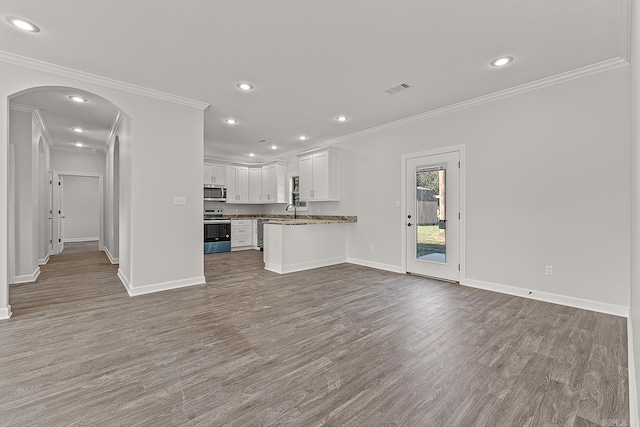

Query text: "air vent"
[256, 139, 268, 144]
[385, 83, 411, 95]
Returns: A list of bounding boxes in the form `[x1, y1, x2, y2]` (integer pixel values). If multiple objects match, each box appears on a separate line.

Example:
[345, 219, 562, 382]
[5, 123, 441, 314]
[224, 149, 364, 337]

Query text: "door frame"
[52, 171, 104, 254]
[401, 145, 466, 279]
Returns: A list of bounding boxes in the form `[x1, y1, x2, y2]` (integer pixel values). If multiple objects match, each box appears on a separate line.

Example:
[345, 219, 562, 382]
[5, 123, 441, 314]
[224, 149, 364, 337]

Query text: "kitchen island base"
[263, 223, 347, 274]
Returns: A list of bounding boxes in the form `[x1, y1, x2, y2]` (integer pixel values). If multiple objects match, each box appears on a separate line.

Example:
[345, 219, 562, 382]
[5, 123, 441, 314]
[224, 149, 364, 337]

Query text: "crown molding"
[50, 145, 106, 155]
[10, 103, 54, 147]
[0, 50, 210, 110]
[275, 57, 629, 161]
[107, 110, 123, 147]
[32, 108, 54, 147]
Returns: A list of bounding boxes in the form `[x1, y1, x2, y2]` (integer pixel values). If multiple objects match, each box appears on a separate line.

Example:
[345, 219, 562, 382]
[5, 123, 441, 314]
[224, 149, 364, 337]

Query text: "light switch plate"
[173, 196, 187, 205]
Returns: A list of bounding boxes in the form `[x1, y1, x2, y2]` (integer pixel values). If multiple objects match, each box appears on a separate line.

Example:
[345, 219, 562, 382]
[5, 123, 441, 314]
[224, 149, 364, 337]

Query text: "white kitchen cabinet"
[227, 166, 249, 203]
[248, 167, 262, 203]
[298, 149, 340, 201]
[203, 163, 227, 185]
[261, 161, 287, 203]
[252, 220, 259, 250]
[231, 220, 253, 250]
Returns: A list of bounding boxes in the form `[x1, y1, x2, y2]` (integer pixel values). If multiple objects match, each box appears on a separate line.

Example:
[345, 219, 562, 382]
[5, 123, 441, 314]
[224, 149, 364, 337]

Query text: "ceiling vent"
[385, 83, 411, 95]
[256, 139, 268, 144]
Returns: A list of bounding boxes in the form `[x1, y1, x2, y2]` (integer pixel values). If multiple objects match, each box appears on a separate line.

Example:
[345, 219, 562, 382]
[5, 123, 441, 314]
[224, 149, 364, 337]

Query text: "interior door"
[406, 151, 460, 281]
[48, 170, 53, 254]
[57, 176, 65, 253]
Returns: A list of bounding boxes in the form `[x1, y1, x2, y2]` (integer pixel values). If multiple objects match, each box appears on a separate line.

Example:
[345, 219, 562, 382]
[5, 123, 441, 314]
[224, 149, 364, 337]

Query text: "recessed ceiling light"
[69, 96, 87, 103]
[236, 83, 254, 91]
[6, 16, 40, 33]
[271, 145, 278, 150]
[74, 142, 84, 147]
[249, 153, 255, 157]
[225, 118, 238, 125]
[490, 56, 513, 67]
[72, 127, 85, 133]
[336, 115, 349, 122]
[298, 135, 309, 141]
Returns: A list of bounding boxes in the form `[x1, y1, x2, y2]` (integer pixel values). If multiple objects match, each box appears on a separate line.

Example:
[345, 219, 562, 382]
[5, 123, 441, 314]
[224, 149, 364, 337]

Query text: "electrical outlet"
[173, 196, 187, 205]
[545, 265, 553, 276]
[369, 244, 374, 251]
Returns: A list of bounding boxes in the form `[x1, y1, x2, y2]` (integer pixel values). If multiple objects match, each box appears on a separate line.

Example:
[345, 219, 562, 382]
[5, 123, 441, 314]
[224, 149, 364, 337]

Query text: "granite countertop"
[226, 214, 357, 226]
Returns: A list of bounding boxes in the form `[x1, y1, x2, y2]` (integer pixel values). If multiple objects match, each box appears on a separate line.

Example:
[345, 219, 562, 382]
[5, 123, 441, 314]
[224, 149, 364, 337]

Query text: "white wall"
[266, 66, 632, 310]
[629, 0, 640, 423]
[51, 149, 106, 175]
[61, 175, 100, 242]
[0, 59, 206, 314]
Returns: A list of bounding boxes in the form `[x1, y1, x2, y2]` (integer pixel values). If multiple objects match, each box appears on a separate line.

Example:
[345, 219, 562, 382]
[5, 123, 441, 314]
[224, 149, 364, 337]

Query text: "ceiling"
[1, 0, 627, 162]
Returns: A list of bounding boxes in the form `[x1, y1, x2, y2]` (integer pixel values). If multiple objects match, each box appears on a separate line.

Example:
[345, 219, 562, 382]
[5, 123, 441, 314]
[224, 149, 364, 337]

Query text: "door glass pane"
[416, 167, 446, 263]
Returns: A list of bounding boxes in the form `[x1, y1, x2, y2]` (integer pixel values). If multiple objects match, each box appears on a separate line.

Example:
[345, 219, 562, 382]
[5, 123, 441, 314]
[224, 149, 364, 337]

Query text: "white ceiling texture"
[1, 0, 629, 161]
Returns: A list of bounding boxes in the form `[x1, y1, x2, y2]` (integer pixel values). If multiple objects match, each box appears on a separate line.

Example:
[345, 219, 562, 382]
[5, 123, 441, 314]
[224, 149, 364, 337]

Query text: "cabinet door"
[312, 152, 329, 200]
[203, 163, 214, 184]
[212, 164, 227, 185]
[236, 167, 249, 202]
[262, 165, 275, 202]
[248, 167, 262, 203]
[299, 154, 313, 200]
[226, 166, 238, 202]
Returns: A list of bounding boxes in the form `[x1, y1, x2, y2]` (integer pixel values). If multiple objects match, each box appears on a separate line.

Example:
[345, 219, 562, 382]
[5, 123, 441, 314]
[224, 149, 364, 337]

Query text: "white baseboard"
[119, 271, 206, 296]
[103, 247, 119, 264]
[463, 278, 629, 317]
[265, 256, 347, 274]
[63, 237, 99, 243]
[12, 267, 41, 284]
[38, 254, 49, 265]
[346, 257, 405, 274]
[628, 317, 639, 427]
[0, 305, 12, 320]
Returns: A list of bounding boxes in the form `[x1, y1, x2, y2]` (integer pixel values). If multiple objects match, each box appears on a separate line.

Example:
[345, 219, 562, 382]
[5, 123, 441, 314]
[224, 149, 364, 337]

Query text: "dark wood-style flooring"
[0, 242, 629, 426]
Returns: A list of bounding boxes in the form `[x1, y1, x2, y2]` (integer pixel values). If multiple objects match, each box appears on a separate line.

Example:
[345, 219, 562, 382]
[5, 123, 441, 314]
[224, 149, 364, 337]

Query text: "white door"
[48, 170, 53, 254]
[406, 151, 460, 281]
[57, 176, 65, 253]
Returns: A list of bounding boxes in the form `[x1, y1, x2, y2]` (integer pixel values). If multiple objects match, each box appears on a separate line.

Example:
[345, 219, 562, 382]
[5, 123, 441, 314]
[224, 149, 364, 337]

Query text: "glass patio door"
[406, 151, 460, 281]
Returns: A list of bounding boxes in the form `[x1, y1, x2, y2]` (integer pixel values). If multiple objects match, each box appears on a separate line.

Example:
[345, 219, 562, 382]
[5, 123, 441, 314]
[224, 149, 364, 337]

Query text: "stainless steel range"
[204, 208, 231, 254]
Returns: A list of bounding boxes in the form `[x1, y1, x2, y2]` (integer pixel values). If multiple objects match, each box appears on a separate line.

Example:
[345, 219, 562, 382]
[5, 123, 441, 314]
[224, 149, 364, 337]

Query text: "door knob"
[408, 215, 411, 219]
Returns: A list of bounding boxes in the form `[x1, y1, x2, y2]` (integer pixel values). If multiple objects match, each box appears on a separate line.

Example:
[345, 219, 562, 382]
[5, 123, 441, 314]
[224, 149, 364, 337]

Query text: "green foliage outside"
[416, 225, 445, 257]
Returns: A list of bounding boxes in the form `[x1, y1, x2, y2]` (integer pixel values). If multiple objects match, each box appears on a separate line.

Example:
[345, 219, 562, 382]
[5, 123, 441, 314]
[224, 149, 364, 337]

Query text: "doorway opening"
[7, 86, 126, 313]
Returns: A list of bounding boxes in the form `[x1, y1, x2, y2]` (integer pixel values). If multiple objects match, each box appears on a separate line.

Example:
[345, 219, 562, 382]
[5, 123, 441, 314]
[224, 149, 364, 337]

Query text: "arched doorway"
[7, 86, 129, 312]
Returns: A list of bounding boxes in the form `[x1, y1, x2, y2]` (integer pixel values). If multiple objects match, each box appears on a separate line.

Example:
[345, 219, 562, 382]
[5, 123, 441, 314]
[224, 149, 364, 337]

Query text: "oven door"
[204, 221, 232, 254]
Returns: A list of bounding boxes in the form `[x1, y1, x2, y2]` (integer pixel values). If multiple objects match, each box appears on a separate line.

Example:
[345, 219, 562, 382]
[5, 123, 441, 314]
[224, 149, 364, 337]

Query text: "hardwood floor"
[1, 243, 629, 426]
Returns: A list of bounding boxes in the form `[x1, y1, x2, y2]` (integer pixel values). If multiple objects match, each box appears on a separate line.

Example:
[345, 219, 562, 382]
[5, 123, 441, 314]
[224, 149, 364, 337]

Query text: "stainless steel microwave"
[204, 184, 227, 202]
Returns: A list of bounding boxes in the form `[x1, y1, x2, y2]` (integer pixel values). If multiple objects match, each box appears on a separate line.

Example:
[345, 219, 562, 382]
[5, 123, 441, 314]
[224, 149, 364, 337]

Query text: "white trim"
[620, 0, 631, 61]
[628, 317, 639, 427]
[50, 146, 106, 155]
[12, 267, 41, 284]
[0, 306, 12, 320]
[274, 57, 628, 162]
[265, 256, 347, 274]
[119, 272, 206, 297]
[0, 50, 210, 110]
[401, 145, 466, 282]
[462, 278, 629, 317]
[107, 111, 123, 147]
[38, 254, 49, 265]
[103, 247, 119, 264]
[63, 237, 98, 243]
[346, 257, 405, 274]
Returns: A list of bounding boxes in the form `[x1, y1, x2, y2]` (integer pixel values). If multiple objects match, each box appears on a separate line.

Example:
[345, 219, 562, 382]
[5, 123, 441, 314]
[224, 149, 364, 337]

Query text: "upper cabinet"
[262, 161, 288, 203]
[298, 149, 340, 201]
[248, 167, 262, 203]
[203, 163, 227, 185]
[227, 165, 249, 203]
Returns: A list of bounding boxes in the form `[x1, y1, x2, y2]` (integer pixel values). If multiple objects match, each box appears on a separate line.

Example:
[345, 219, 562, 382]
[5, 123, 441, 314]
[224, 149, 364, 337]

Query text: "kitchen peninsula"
[259, 215, 356, 274]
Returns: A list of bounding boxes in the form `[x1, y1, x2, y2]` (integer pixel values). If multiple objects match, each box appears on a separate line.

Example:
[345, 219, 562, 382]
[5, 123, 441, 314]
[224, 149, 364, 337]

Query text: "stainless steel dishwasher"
[257, 219, 265, 250]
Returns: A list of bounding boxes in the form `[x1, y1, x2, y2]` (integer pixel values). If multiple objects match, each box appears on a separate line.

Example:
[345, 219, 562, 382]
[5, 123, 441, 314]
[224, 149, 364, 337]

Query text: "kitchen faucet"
[285, 203, 297, 219]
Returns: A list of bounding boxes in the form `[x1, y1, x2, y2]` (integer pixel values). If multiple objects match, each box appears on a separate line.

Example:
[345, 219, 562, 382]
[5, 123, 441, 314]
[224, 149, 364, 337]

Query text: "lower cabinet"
[231, 220, 254, 250]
